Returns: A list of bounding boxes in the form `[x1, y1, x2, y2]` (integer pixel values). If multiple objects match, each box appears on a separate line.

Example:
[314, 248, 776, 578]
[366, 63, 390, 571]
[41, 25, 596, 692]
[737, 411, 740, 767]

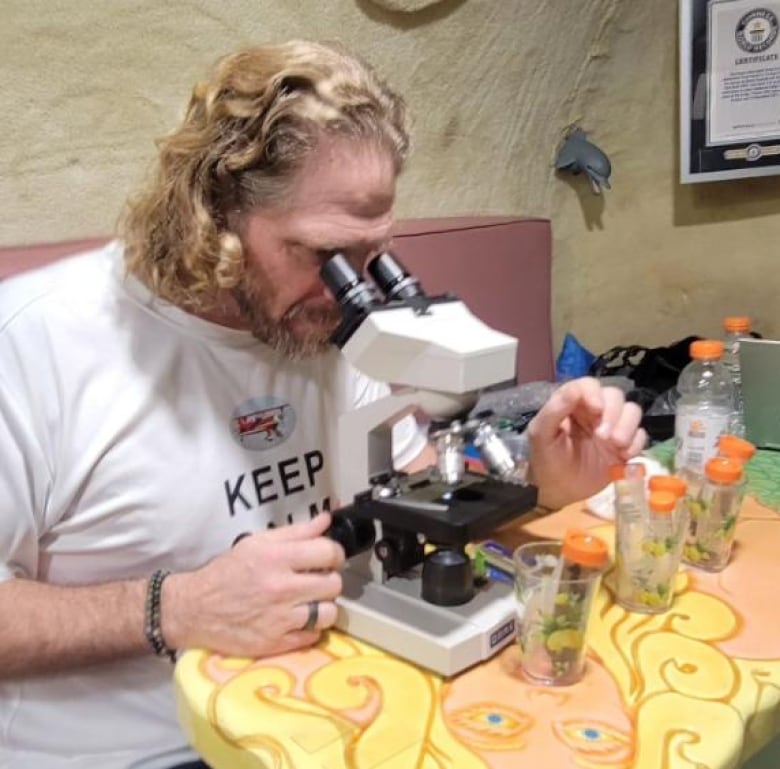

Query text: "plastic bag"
[556, 332, 596, 381]
[470, 381, 561, 423]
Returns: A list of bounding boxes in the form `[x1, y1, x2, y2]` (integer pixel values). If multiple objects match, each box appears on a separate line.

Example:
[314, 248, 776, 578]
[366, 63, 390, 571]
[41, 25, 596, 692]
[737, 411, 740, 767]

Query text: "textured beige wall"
[551, 1, 780, 352]
[1, 0, 778, 352]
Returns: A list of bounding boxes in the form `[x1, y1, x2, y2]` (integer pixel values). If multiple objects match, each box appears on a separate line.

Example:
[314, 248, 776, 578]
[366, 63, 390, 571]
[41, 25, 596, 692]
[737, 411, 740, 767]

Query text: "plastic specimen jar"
[610, 462, 647, 524]
[718, 434, 756, 464]
[513, 530, 608, 686]
[683, 456, 744, 572]
[614, 489, 687, 614]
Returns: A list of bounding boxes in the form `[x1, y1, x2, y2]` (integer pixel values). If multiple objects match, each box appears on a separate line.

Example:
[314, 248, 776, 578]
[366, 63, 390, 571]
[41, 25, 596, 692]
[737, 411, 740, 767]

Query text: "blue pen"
[476, 540, 516, 576]
[485, 564, 514, 584]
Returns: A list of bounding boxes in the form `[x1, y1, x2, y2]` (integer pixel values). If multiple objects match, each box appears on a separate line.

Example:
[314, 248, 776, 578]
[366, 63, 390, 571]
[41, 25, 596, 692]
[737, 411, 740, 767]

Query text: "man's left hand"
[527, 377, 647, 510]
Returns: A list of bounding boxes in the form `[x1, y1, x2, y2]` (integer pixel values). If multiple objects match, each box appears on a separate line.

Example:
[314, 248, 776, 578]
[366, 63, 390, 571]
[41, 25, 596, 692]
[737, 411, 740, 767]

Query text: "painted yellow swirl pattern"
[308, 656, 487, 769]
[589, 577, 739, 709]
[632, 692, 744, 769]
[633, 632, 738, 703]
[210, 665, 358, 768]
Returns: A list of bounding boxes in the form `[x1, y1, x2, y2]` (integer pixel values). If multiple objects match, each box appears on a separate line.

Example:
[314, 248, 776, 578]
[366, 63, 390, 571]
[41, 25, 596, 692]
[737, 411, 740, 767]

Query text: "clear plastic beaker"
[513, 530, 608, 686]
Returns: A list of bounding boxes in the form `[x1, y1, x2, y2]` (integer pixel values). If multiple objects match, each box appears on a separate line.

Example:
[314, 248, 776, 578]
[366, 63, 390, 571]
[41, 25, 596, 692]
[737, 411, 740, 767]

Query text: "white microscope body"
[322, 252, 537, 676]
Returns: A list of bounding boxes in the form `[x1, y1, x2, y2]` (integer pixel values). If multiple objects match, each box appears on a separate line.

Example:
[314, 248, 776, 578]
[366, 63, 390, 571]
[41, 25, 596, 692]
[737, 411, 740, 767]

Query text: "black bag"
[630, 336, 701, 394]
[589, 336, 699, 397]
[589, 336, 701, 441]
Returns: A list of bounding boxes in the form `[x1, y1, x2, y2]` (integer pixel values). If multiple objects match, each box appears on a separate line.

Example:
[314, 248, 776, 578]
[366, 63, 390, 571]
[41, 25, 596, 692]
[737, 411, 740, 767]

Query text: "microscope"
[321, 252, 538, 676]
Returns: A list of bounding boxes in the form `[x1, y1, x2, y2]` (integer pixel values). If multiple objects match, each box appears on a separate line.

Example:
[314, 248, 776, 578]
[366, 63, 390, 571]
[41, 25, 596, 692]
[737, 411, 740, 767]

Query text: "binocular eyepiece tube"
[367, 252, 425, 302]
[320, 251, 426, 311]
[320, 253, 382, 315]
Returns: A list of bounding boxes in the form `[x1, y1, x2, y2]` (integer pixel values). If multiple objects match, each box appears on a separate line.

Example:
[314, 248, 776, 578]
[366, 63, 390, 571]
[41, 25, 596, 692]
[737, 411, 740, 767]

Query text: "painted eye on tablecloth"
[553, 719, 633, 763]
[446, 702, 533, 750]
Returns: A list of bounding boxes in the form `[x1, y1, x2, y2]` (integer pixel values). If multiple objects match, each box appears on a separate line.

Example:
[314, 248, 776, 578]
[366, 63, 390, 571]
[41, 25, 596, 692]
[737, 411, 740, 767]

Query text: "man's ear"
[224, 207, 244, 235]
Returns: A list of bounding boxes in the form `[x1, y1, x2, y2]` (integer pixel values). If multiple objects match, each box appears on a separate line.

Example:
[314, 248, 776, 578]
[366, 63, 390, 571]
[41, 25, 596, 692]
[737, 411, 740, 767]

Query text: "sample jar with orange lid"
[648, 473, 688, 522]
[610, 461, 646, 523]
[683, 456, 745, 571]
[648, 474, 688, 498]
[718, 434, 756, 463]
[513, 529, 608, 685]
[614, 489, 687, 614]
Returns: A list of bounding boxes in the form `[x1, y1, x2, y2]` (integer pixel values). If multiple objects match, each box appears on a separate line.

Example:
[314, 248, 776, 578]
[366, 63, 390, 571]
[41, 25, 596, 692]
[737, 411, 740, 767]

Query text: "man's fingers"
[268, 630, 322, 656]
[530, 378, 604, 444]
[621, 427, 648, 459]
[253, 512, 333, 544]
[312, 599, 338, 629]
[594, 387, 635, 442]
[293, 599, 339, 633]
[608, 399, 644, 451]
[291, 570, 343, 602]
[529, 378, 646, 461]
[287, 538, 346, 573]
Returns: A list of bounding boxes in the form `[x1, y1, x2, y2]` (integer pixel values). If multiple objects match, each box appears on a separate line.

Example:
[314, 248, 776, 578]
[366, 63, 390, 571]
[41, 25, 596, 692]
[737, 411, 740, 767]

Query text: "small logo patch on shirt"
[230, 396, 296, 450]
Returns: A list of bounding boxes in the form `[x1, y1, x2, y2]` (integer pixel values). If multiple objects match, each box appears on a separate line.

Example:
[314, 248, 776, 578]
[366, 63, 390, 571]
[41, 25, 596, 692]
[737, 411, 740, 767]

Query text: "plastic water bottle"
[721, 316, 751, 436]
[674, 340, 734, 485]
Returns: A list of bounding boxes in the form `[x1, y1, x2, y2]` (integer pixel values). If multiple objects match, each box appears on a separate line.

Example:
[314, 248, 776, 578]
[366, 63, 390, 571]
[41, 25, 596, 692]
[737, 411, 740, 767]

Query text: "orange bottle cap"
[648, 474, 687, 498]
[690, 339, 724, 360]
[562, 529, 609, 570]
[705, 456, 743, 484]
[609, 462, 646, 481]
[648, 490, 677, 514]
[718, 434, 757, 461]
[723, 316, 751, 333]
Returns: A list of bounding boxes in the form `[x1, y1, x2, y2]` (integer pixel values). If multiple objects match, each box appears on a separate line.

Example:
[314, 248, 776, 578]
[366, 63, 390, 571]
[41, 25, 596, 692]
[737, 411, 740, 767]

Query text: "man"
[0, 41, 645, 769]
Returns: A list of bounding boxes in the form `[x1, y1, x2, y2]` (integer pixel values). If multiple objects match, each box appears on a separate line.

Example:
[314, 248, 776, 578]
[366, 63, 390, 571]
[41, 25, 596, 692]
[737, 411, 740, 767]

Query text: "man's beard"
[232, 279, 342, 360]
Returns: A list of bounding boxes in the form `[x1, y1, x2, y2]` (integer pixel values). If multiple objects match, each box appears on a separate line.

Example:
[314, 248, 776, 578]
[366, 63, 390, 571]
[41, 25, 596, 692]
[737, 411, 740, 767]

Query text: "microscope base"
[335, 567, 517, 677]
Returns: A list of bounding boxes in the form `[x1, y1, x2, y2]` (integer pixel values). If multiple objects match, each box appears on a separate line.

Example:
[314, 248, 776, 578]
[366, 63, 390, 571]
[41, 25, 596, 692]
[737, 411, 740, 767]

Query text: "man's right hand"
[162, 513, 345, 658]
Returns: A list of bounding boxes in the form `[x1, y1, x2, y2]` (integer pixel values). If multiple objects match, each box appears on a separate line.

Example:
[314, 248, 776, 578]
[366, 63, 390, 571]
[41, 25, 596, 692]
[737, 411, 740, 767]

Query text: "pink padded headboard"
[0, 216, 553, 382]
[0, 238, 108, 280]
[392, 217, 553, 383]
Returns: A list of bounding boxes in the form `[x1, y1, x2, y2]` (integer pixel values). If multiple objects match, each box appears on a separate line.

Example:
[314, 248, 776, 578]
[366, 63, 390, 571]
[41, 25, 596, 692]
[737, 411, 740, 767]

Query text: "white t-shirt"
[0, 242, 426, 769]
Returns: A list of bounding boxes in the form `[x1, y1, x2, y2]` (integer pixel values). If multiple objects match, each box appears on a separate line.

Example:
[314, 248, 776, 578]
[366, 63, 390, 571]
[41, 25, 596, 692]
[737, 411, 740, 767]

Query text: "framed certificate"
[680, 0, 780, 182]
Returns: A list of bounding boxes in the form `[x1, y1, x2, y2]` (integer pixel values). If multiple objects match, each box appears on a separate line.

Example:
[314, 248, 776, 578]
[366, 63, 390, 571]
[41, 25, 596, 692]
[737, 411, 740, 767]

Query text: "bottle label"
[674, 412, 730, 476]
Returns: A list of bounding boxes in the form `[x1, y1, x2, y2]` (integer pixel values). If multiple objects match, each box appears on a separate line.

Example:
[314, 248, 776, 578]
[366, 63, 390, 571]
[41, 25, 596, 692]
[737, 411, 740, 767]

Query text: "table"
[175, 457, 780, 769]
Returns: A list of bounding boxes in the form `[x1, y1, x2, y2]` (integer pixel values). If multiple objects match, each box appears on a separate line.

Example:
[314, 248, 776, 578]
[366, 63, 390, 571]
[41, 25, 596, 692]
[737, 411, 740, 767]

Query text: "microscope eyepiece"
[320, 253, 381, 314]
[367, 252, 425, 302]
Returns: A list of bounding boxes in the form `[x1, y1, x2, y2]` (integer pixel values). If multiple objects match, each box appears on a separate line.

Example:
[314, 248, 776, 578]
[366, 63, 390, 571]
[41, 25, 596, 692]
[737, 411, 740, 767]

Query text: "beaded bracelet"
[144, 569, 177, 663]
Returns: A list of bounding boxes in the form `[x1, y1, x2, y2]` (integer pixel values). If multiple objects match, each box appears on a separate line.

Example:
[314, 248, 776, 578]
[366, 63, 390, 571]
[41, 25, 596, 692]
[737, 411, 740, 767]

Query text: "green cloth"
[647, 440, 780, 511]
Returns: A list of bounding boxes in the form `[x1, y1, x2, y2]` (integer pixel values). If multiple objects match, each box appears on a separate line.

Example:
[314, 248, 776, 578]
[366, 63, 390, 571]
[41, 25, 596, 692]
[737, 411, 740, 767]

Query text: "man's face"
[233, 138, 396, 358]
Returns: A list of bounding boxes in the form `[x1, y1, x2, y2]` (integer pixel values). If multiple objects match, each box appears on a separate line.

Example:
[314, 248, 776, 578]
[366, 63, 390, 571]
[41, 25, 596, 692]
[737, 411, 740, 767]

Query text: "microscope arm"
[334, 387, 477, 505]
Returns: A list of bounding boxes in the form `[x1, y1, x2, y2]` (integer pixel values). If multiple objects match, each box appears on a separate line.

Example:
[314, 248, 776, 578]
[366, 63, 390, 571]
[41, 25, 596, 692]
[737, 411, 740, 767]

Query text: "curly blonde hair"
[120, 40, 410, 311]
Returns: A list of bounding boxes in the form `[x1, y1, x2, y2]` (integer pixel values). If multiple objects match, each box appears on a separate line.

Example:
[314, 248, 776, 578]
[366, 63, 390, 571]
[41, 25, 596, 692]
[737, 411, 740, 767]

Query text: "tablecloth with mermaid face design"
[175, 477, 780, 769]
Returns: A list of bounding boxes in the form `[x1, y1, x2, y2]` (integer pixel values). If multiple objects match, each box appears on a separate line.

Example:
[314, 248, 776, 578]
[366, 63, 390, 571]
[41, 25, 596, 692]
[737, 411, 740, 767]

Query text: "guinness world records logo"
[735, 8, 779, 53]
